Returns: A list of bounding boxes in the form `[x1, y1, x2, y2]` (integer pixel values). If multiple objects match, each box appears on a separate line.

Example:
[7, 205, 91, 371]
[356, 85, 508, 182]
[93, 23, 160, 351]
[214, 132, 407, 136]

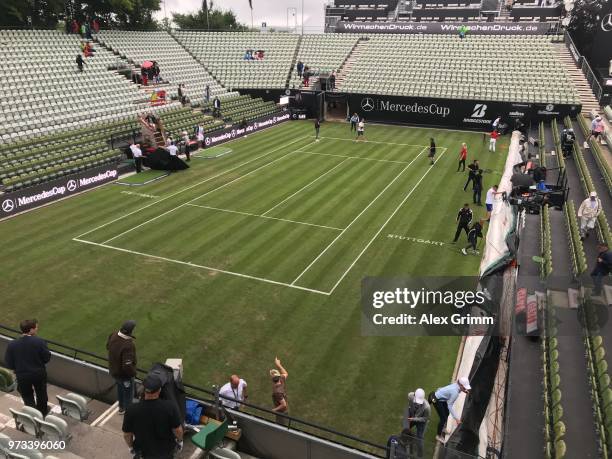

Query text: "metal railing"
[564, 31, 604, 103]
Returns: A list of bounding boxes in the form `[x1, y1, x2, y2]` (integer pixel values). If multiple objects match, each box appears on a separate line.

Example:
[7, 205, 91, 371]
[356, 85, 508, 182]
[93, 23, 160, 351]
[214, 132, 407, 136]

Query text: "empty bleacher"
[96, 30, 229, 103]
[339, 34, 580, 105]
[0, 30, 157, 145]
[173, 32, 299, 90]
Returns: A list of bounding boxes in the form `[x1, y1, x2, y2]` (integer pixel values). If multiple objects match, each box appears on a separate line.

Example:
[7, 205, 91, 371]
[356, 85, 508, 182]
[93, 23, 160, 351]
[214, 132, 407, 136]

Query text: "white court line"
[75, 133, 309, 240]
[101, 140, 317, 245]
[186, 203, 343, 231]
[73, 238, 331, 296]
[327, 148, 449, 295]
[295, 150, 411, 165]
[316, 136, 430, 148]
[291, 145, 429, 286]
[261, 158, 350, 216]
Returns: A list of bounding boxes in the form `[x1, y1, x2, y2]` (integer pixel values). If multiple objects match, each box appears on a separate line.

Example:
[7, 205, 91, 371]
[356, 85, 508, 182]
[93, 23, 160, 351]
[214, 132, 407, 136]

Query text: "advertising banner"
[335, 21, 555, 35]
[347, 93, 580, 129]
[202, 112, 291, 148]
[1, 165, 118, 219]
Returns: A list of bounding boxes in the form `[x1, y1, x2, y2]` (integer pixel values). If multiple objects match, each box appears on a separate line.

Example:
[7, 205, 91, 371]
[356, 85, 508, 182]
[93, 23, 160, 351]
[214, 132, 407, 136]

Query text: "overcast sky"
[157, 0, 327, 32]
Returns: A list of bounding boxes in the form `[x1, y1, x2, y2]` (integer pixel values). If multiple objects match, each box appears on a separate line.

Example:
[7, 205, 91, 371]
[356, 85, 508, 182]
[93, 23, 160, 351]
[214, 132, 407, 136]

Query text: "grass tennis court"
[1, 120, 507, 449]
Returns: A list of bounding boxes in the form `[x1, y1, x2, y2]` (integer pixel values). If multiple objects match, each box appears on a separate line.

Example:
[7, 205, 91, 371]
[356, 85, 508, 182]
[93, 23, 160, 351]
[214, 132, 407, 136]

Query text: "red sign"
[515, 288, 527, 315]
[526, 294, 538, 334]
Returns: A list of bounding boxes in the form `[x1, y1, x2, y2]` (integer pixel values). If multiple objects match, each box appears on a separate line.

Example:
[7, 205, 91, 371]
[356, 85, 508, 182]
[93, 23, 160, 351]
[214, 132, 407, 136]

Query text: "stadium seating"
[97, 30, 231, 103]
[289, 34, 360, 88]
[173, 31, 299, 89]
[0, 30, 170, 145]
[201, 95, 280, 123]
[56, 393, 90, 422]
[339, 34, 579, 105]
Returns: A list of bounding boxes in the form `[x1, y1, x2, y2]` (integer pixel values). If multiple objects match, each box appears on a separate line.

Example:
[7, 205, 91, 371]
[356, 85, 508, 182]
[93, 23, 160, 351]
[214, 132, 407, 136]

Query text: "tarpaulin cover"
[143, 148, 189, 171]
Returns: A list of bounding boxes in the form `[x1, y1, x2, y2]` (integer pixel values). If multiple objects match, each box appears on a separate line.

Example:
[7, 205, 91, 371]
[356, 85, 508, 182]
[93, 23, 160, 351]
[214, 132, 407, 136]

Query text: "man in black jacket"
[463, 160, 479, 191]
[107, 321, 137, 414]
[4, 319, 51, 415]
[472, 170, 483, 206]
[462, 221, 484, 255]
[453, 204, 473, 243]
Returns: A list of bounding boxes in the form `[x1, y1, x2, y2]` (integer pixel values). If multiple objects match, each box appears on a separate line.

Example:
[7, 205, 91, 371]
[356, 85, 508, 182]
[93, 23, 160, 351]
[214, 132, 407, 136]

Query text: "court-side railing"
[564, 31, 603, 103]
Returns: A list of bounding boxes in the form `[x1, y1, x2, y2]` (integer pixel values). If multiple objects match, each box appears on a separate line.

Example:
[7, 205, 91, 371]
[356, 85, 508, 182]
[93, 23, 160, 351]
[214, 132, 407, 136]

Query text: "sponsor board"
[1, 166, 118, 219]
[335, 21, 554, 35]
[347, 93, 580, 129]
[202, 113, 291, 148]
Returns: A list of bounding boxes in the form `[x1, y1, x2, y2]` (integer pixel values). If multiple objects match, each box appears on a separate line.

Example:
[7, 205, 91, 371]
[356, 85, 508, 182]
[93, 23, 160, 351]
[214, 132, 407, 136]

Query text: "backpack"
[386, 435, 409, 459]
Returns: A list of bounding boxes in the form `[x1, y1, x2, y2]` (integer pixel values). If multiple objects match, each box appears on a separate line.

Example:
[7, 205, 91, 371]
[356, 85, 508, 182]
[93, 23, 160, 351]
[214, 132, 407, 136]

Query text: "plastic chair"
[9, 407, 43, 436]
[35, 415, 70, 442]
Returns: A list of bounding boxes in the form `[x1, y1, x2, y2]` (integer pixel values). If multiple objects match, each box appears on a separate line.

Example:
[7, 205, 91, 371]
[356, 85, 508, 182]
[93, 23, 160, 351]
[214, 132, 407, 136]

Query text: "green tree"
[566, 0, 606, 56]
[1, 0, 64, 28]
[172, 0, 247, 30]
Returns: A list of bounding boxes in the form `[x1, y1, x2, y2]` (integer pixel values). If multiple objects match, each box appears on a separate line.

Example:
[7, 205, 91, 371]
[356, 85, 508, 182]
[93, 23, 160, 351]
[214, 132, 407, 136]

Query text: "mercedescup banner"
[1, 165, 118, 219]
[203, 113, 291, 148]
[348, 93, 581, 129]
[335, 21, 555, 35]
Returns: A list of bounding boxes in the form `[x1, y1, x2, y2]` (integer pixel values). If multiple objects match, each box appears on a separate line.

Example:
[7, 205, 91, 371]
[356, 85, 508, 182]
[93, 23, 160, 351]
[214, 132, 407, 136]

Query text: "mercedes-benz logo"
[231, 130, 236, 138]
[67, 180, 77, 192]
[2, 199, 15, 213]
[361, 98, 375, 112]
[602, 13, 612, 32]
[254, 123, 259, 129]
[205, 137, 211, 146]
[545, 104, 554, 112]
[285, 89, 291, 96]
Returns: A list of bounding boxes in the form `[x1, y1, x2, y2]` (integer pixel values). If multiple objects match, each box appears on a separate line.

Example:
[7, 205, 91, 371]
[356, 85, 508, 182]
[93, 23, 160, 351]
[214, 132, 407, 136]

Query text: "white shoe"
[461, 248, 467, 255]
[436, 435, 445, 443]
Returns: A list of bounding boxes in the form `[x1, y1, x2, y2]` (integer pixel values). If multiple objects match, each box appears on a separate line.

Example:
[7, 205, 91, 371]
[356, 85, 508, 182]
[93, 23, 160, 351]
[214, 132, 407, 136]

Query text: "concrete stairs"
[335, 39, 367, 91]
[554, 43, 601, 114]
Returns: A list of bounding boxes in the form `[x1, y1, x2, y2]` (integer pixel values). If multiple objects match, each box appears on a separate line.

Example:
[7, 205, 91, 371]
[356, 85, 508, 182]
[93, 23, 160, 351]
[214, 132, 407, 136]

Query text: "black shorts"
[592, 130, 601, 138]
[357, 130, 364, 136]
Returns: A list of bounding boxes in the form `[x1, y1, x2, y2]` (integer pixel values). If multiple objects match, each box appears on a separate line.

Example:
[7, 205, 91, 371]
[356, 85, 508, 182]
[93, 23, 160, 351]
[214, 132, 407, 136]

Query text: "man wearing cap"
[578, 191, 602, 240]
[122, 374, 183, 459]
[219, 375, 248, 410]
[586, 115, 605, 145]
[107, 321, 137, 414]
[429, 377, 471, 443]
[270, 357, 289, 425]
[403, 388, 430, 457]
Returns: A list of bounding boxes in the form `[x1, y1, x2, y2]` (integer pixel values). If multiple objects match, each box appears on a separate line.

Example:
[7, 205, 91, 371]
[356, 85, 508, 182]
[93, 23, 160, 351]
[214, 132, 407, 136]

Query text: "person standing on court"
[457, 143, 467, 172]
[350, 113, 359, 132]
[485, 184, 501, 219]
[464, 160, 479, 191]
[489, 129, 499, 152]
[4, 319, 51, 416]
[462, 220, 484, 255]
[472, 169, 483, 206]
[314, 118, 321, 141]
[219, 374, 248, 410]
[429, 376, 471, 443]
[453, 203, 473, 243]
[428, 138, 436, 165]
[122, 374, 183, 459]
[492, 115, 501, 132]
[270, 357, 289, 425]
[356, 119, 366, 142]
[107, 320, 137, 414]
[130, 143, 143, 173]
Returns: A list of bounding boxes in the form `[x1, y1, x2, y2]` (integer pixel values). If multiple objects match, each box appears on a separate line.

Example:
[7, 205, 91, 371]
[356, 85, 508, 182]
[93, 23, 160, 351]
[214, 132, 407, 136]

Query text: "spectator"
[485, 184, 501, 218]
[167, 141, 178, 157]
[462, 220, 484, 255]
[356, 119, 366, 142]
[219, 375, 248, 410]
[107, 321, 137, 414]
[80, 22, 86, 38]
[429, 377, 471, 443]
[464, 160, 479, 191]
[586, 115, 605, 146]
[70, 19, 79, 34]
[489, 130, 500, 152]
[472, 169, 483, 206]
[350, 113, 359, 132]
[591, 243, 611, 296]
[76, 54, 85, 72]
[296, 60, 304, 77]
[178, 84, 186, 105]
[122, 374, 183, 459]
[205, 84, 210, 104]
[453, 203, 473, 243]
[92, 18, 100, 34]
[329, 71, 336, 91]
[457, 143, 467, 172]
[181, 131, 192, 161]
[130, 143, 143, 173]
[428, 138, 436, 165]
[85, 22, 92, 40]
[492, 115, 501, 131]
[458, 24, 468, 39]
[403, 388, 430, 457]
[578, 191, 602, 240]
[270, 357, 289, 425]
[4, 319, 51, 416]
[213, 96, 221, 117]
[314, 118, 321, 141]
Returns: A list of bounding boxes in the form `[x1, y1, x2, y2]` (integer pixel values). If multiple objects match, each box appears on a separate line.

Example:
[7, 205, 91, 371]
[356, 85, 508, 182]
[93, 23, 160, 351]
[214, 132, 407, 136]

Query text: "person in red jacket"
[489, 130, 500, 152]
[457, 143, 467, 172]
